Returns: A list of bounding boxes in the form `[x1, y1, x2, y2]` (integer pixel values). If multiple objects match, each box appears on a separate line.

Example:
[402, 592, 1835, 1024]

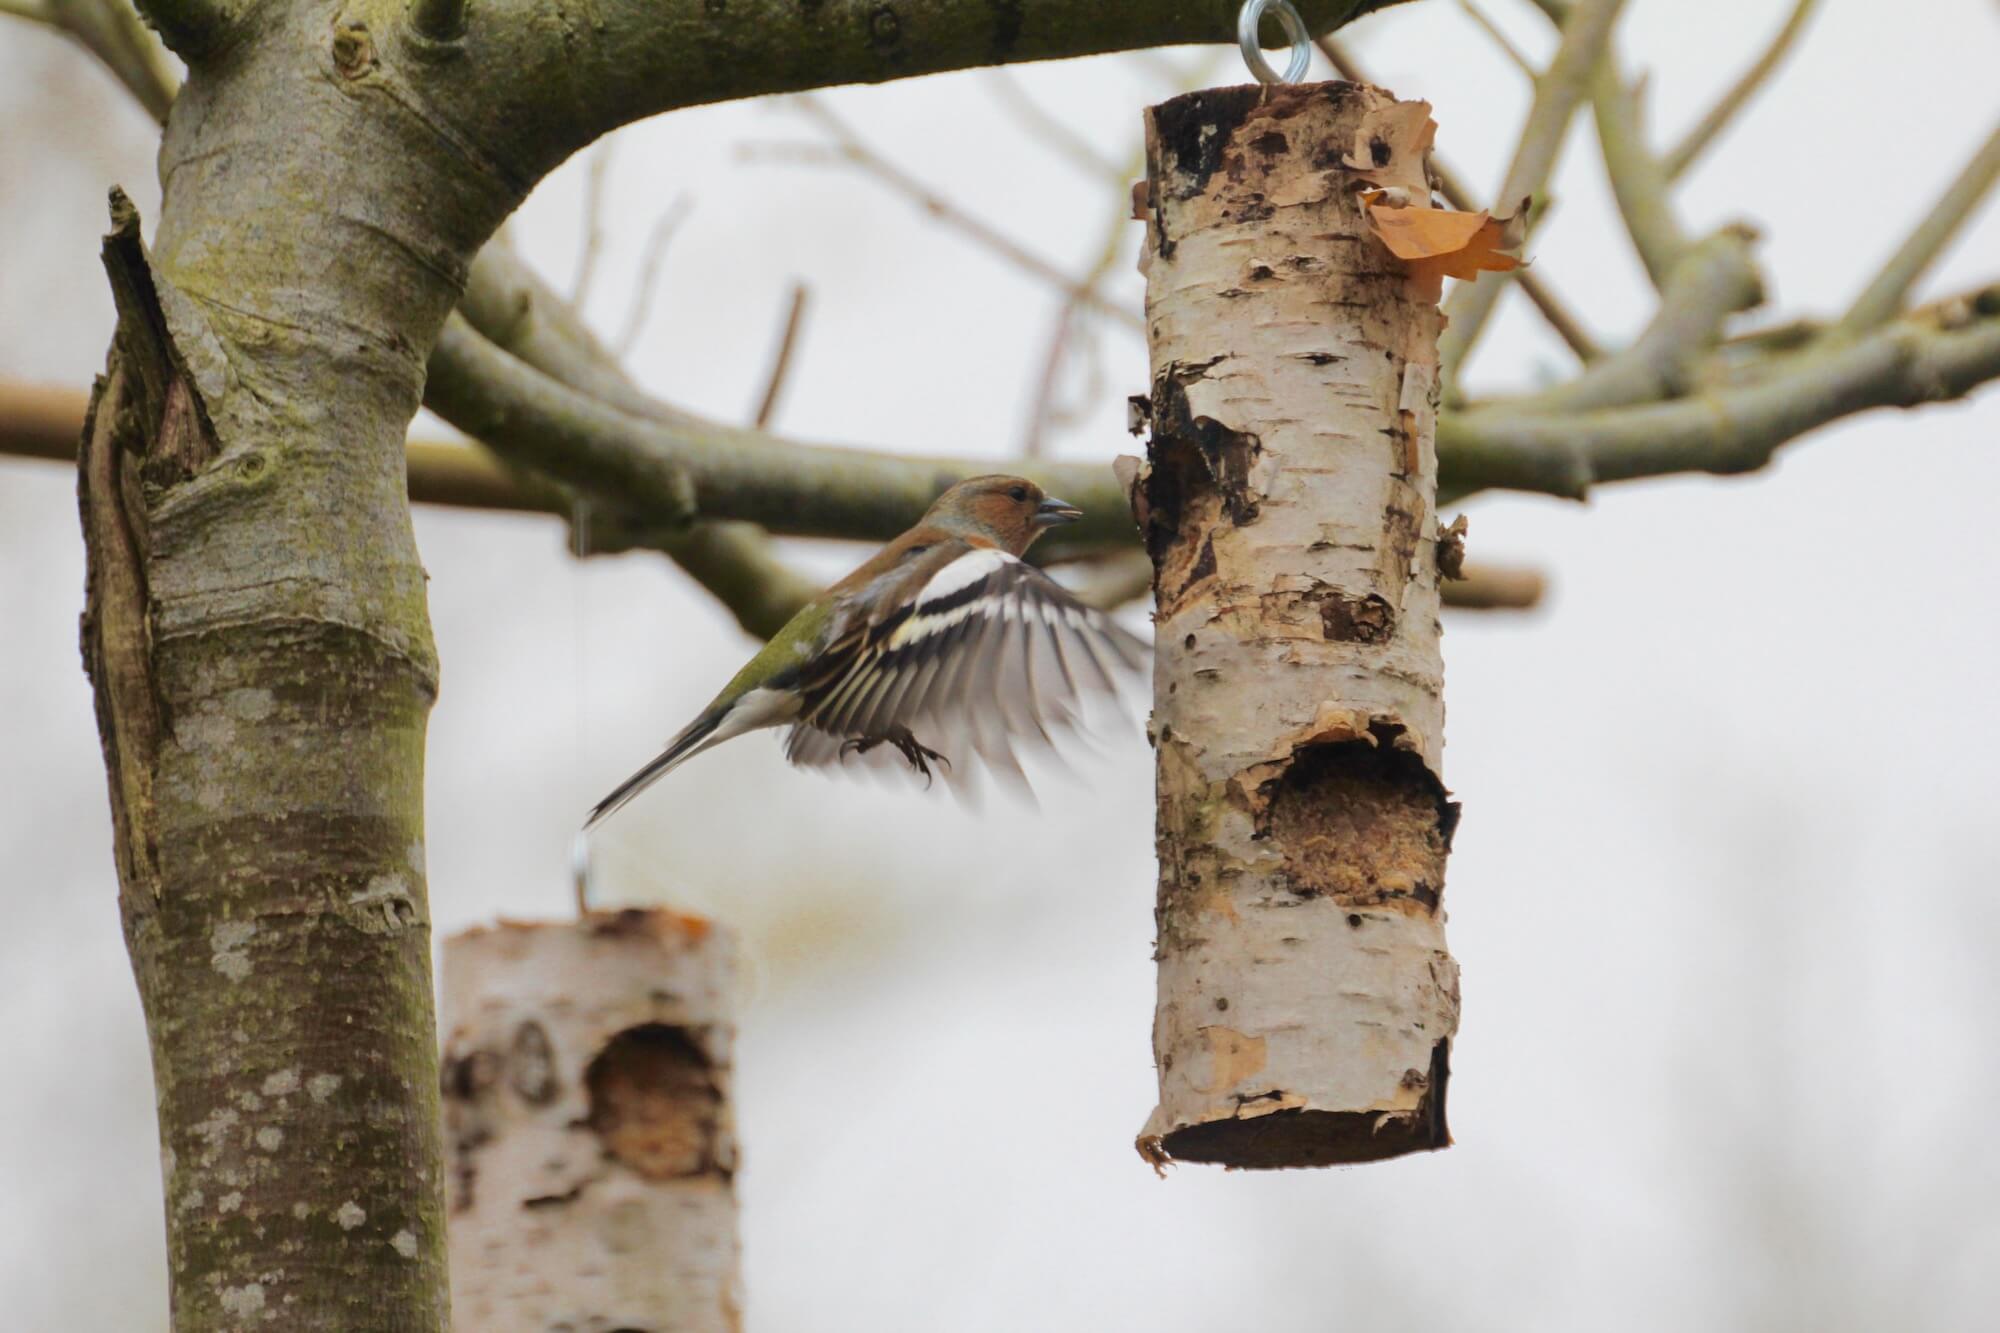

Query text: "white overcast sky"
[3, 1, 1998, 1328]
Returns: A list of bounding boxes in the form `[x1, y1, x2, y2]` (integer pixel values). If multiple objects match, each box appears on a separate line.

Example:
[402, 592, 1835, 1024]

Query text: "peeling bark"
[1130, 83, 1461, 1170]
[442, 912, 741, 1331]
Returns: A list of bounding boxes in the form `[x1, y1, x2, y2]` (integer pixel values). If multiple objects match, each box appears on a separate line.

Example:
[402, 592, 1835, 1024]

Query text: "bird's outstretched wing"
[784, 545, 1148, 794]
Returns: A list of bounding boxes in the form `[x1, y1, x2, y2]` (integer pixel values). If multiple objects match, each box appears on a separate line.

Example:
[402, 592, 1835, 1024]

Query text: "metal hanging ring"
[1237, 0, 1313, 86]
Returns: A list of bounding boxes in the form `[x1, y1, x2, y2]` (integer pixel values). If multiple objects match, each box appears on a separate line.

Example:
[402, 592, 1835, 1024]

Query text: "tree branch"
[1662, 0, 1819, 181]
[1483, 226, 1761, 415]
[1456, 0, 1534, 77]
[477, 0, 1409, 162]
[1438, 287, 2000, 500]
[1836, 120, 2000, 337]
[454, 249, 827, 635]
[424, 314, 1135, 546]
[1591, 55, 1689, 287]
[1437, 0, 1629, 386]
[125, 0, 229, 59]
[17, 0, 180, 123]
[1442, 561, 1546, 610]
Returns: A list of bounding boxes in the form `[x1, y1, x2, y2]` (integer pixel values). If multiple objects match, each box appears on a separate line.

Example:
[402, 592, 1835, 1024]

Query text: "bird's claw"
[842, 729, 951, 788]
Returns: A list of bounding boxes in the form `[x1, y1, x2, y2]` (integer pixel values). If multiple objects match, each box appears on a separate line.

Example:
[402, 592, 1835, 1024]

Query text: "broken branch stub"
[442, 911, 741, 1329]
[1130, 83, 1462, 1170]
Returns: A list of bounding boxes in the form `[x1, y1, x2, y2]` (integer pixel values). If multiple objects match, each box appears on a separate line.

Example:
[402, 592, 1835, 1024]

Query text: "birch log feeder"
[1130, 82, 1462, 1170]
[441, 911, 742, 1329]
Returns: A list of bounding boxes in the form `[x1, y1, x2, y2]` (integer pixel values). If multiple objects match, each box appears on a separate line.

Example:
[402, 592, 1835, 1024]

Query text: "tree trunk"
[441, 912, 741, 1331]
[1129, 82, 1461, 1170]
[73, 3, 522, 1311]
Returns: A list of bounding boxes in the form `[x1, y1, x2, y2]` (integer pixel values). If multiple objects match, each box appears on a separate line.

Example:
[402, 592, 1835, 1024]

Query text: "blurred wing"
[784, 547, 1148, 793]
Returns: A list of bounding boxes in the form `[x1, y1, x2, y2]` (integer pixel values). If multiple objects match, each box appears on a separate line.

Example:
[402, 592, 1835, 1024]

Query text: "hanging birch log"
[441, 911, 742, 1329]
[1129, 82, 1462, 1170]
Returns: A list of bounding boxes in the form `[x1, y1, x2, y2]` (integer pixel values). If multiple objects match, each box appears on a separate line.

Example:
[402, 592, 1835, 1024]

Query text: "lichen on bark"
[1130, 81, 1462, 1170]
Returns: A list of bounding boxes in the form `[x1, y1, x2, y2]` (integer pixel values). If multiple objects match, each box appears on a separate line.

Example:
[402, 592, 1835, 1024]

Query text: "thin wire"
[570, 497, 596, 916]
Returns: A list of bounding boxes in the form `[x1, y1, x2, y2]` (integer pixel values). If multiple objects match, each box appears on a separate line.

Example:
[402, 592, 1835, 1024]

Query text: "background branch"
[1439, 287, 2000, 500]
[1662, 0, 1820, 180]
[1836, 121, 2000, 336]
[1486, 227, 1761, 414]
[23, 0, 179, 122]
[1591, 55, 1690, 286]
[761, 97, 1144, 332]
[752, 283, 810, 429]
[1437, 0, 1629, 387]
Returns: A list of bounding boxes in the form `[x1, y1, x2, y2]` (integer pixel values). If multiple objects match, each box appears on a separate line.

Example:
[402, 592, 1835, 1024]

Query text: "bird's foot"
[891, 729, 951, 786]
[842, 729, 950, 787]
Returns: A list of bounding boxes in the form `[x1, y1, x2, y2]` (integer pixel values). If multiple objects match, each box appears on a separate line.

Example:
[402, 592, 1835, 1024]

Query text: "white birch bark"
[441, 911, 742, 1329]
[1130, 82, 1461, 1170]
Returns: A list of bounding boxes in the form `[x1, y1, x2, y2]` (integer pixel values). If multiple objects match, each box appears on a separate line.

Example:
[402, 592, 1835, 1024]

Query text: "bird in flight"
[586, 475, 1149, 827]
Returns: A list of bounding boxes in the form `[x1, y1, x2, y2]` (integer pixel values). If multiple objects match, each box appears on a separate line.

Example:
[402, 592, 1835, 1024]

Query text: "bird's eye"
[1007, 485, 1028, 502]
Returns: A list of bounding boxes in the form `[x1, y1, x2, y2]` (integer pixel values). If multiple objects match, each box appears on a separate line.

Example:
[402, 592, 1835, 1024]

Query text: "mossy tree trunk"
[73, 1, 1401, 1325]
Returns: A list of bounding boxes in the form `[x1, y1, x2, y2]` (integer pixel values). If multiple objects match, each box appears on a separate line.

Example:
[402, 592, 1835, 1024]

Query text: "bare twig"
[570, 143, 614, 307]
[1022, 302, 1082, 460]
[1663, 0, 1820, 180]
[611, 194, 693, 357]
[984, 68, 1124, 183]
[1457, 0, 1536, 77]
[1320, 34, 1604, 364]
[1485, 227, 1761, 414]
[1438, 0, 1630, 387]
[770, 97, 1144, 332]
[11, 0, 180, 123]
[751, 283, 809, 430]
[1836, 121, 2000, 337]
[1591, 56, 1690, 287]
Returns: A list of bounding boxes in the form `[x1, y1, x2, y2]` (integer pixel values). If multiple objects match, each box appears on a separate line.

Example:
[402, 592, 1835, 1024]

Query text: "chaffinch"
[587, 474, 1148, 826]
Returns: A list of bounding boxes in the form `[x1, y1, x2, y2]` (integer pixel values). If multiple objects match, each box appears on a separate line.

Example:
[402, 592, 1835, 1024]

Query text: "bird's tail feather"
[584, 709, 723, 829]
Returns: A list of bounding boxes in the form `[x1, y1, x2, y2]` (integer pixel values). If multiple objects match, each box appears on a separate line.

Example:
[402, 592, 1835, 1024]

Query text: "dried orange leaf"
[1361, 189, 1524, 304]
[1342, 100, 1437, 196]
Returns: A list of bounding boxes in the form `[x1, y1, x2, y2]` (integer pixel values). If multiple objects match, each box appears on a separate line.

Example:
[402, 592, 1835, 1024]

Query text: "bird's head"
[924, 475, 1082, 556]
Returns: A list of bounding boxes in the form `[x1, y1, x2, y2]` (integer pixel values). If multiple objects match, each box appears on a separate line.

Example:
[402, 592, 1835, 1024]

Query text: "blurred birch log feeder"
[1128, 73, 1491, 1169]
[441, 910, 741, 1329]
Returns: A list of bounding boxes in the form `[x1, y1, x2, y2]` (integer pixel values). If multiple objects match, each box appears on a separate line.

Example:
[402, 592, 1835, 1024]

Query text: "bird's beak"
[1034, 496, 1084, 527]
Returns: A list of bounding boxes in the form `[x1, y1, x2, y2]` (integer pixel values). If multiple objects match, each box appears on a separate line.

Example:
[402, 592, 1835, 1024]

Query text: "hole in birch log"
[585, 1024, 723, 1181]
[1159, 1038, 1452, 1168]
[1261, 735, 1454, 912]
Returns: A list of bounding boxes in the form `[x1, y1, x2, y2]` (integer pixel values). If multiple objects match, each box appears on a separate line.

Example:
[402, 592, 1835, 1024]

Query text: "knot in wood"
[331, 21, 376, 80]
